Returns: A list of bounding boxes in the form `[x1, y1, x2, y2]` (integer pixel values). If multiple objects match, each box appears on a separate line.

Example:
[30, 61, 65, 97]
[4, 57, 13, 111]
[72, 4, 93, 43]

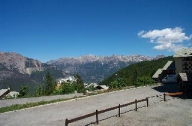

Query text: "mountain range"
[0, 51, 163, 92]
[47, 54, 155, 82]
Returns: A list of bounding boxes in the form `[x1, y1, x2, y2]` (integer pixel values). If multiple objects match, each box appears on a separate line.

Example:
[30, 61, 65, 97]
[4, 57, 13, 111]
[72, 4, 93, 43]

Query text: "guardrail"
[65, 93, 167, 126]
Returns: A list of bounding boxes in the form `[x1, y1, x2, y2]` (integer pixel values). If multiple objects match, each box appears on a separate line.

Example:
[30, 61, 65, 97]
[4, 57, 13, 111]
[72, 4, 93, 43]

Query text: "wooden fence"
[65, 93, 166, 126]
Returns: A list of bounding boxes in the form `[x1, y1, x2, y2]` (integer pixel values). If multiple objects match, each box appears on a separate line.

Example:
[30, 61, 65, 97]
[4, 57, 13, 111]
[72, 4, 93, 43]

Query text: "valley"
[0, 52, 156, 92]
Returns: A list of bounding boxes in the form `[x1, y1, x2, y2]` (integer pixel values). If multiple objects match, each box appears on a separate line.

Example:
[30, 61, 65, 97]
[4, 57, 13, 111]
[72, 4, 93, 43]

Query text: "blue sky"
[0, 0, 192, 62]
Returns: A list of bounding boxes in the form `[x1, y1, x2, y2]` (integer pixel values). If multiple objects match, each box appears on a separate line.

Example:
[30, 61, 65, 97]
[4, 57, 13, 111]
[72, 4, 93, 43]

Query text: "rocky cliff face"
[0, 52, 61, 92]
[0, 52, 45, 74]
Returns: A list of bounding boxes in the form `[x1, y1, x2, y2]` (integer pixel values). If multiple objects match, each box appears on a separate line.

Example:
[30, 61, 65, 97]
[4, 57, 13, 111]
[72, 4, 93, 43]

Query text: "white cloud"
[138, 27, 192, 52]
[137, 30, 145, 36]
[153, 43, 185, 52]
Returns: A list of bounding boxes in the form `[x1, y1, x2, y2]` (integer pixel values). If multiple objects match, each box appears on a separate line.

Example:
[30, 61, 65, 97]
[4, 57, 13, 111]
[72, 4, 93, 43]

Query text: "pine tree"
[44, 72, 56, 95]
[74, 74, 85, 93]
[18, 86, 29, 98]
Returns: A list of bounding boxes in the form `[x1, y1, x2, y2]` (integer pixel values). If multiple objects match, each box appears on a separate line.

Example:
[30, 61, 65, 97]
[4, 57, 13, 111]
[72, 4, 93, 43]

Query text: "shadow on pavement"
[153, 83, 179, 93]
[152, 83, 188, 99]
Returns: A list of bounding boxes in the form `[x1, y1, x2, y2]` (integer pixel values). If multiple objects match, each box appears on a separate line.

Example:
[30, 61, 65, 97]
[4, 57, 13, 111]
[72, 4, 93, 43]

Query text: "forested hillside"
[99, 56, 174, 88]
[1, 68, 63, 94]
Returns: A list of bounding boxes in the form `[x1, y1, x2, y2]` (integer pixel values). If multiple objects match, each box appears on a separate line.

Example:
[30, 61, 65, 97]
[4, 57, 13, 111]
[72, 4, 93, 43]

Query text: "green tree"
[109, 80, 118, 89]
[18, 86, 29, 98]
[118, 77, 127, 87]
[74, 74, 85, 93]
[85, 84, 96, 91]
[60, 82, 75, 94]
[134, 76, 155, 87]
[34, 85, 43, 96]
[44, 72, 56, 95]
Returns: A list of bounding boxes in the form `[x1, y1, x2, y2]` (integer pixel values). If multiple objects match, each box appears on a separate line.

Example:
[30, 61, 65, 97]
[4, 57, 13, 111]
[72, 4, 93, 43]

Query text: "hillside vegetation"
[99, 56, 174, 88]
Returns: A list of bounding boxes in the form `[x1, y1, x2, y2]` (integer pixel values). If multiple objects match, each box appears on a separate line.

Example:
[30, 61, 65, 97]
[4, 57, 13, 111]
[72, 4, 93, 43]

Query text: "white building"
[57, 76, 76, 84]
[0, 88, 19, 99]
[86, 83, 109, 90]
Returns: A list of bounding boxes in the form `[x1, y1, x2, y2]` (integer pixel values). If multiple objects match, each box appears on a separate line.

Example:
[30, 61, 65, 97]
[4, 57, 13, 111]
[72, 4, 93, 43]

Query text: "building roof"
[152, 69, 162, 78]
[178, 73, 188, 81]
[0, 88, 17, 99]
[0, 89, 8, 96]
[86, 83, 98, 88]
[57, 76, 76, 84]
[162, 61, 175, 70]
[178, 73, 192, 82]
[86, 83, 109, 90]
[174, 48, 192, 57]
[98, 85, 109, 90]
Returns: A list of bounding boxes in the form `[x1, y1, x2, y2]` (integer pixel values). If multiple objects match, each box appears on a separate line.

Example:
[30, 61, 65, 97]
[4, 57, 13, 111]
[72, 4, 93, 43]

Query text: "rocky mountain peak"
[0, 52, 44, 74]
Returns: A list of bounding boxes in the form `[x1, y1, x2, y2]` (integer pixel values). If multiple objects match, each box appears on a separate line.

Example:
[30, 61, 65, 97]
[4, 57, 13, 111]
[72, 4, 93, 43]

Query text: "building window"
[182, 62, 188, 67]
[182, 57, 190, 61]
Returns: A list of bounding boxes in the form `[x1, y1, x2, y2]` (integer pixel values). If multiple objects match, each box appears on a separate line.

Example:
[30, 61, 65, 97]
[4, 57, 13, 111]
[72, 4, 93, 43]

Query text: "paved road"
[0, 84, 184, 126]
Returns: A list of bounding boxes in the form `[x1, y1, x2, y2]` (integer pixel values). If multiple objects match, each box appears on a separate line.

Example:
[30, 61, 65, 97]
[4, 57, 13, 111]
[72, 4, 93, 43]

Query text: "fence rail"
[65, 93, 166, 126]
[120, 101, 135, 108]
[99, 105, 119, 114]
[66, 111, 95, 124]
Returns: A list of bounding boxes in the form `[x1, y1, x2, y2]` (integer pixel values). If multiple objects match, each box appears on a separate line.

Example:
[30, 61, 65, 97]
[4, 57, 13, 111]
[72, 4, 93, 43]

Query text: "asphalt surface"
[97, 98, 192, 126]
[1, 84, 191, 126]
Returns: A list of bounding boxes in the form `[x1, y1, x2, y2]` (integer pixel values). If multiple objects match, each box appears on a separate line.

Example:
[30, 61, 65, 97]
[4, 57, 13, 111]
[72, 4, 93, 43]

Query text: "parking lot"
[1, 84, 191, 126]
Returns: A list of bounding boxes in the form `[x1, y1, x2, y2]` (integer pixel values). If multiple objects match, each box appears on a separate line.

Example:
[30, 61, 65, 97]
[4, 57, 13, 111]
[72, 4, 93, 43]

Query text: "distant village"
[56, 76, 109, 91]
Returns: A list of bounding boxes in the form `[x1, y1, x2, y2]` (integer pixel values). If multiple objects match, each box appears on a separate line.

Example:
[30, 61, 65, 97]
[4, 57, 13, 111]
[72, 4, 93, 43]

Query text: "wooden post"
[164, 93, 166, 101]
[135, 99, 137, 111]
[96, 110, 99, 124]
[146, 97, 149, 107]
[118, 104, 120, 117]
[65, 118, 68, 126]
